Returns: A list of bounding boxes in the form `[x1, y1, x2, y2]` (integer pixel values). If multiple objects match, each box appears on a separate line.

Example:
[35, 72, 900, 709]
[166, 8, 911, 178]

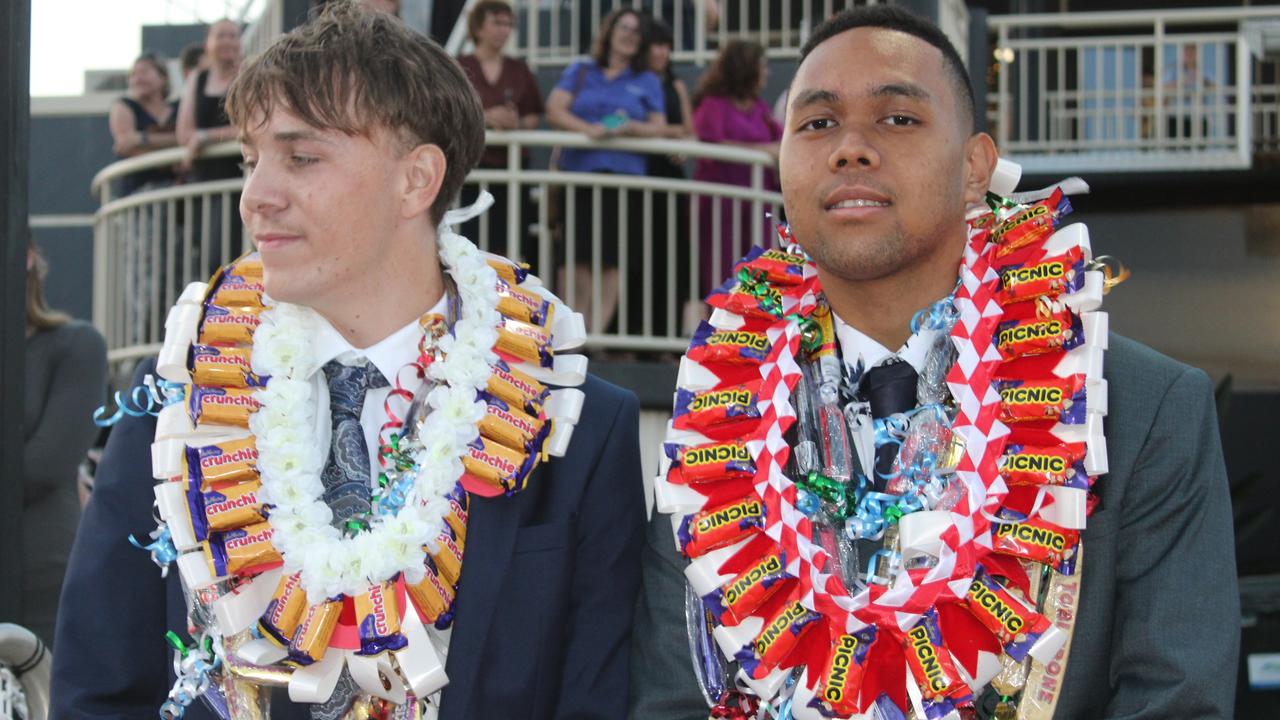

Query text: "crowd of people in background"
[105, 1, 788, 337]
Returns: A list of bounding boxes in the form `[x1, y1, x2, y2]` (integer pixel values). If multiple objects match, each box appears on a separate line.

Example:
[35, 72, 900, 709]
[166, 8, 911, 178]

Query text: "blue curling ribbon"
[376, 472, 416, 518]
[795, 486, 821, 517]
[129, 525, 178, 574]
[94, 378, 185, 427]
[910, 287, 961, 334]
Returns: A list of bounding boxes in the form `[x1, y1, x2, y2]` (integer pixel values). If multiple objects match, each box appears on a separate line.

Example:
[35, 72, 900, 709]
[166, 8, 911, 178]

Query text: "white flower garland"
[249, 225, 501, 601]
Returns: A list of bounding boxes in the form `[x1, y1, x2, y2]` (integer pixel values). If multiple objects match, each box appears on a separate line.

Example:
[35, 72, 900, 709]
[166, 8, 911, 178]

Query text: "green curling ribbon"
[883, 505, 905, 525]
[165, 631, 188, 657]
[799, 317, 822, 354]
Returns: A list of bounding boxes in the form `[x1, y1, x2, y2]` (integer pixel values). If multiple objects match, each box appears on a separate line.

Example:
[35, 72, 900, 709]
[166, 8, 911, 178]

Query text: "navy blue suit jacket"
[52, 359, 645, 719]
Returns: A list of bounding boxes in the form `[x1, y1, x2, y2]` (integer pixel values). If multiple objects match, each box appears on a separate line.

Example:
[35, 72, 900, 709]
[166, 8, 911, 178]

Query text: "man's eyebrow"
[789, 88, 840, 112]
[239, 129, 331, 146]
[870, 82, 931, 102]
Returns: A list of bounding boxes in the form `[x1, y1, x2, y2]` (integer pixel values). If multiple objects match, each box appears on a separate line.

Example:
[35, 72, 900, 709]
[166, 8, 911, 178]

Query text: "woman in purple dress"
[692, 40, 781, 294]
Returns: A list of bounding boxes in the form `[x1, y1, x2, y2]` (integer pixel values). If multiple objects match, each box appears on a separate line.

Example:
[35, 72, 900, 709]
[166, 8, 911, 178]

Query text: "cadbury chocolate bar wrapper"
[687, 322, 771, 367]
[198, 304, 262, 345]
[428, 523, 464, 586]
[992, 516, 1081, 575]
[995, 310, 1083, 360]
[963, 566, 1054, 662]
[677, 495, 766, 558]
[995, 247, 1086, 305]
[741, 597, 823, 679]
[190, 344, 266, 388]
[444, 484, 469, 542]
[995, 375, 1086, 424]
[809, 627, 877, 718]
[463, 435, 532, 494]
[487, 358, 549, 416]
[705, 276, 786, 321]
[258, 572, 307, 647]
[185, 436, 260, 488]
[998, 442, 1088, 491]
[355, 579, 409, 657]
[904, 608, 972, 703]
[741, 246, 807, 286]
[186, 478, 266, 541]
[671, 381, 763, 442]
[406, 557, 456, 630]
[287, 597, 342, 666]
[205, 521, 281, 578]
[992, 188, 1072, 257]
[496, 277, 553, 326]
[665, 440, 757, 486]
[478, 391, 548, 453]
[229, 255, 264, 278]
[487, 257, 529, 287]
[703, 550, 790, 626]
[208, 273, 266, 309]
[187, 384, 261, 428]
[496, 317, 554, 368]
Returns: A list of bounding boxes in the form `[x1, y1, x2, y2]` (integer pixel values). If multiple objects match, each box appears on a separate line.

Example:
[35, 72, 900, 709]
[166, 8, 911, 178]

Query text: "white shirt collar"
[311, 294, 448, 382]
[832, 309, 939, 377]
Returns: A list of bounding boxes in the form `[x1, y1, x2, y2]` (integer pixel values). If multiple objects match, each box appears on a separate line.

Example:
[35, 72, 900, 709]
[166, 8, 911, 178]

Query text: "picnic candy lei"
[658, 179, 1122, 720]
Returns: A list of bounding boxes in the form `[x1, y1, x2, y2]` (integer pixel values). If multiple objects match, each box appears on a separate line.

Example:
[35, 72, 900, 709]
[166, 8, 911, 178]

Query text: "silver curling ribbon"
[816, 355, 854, 484]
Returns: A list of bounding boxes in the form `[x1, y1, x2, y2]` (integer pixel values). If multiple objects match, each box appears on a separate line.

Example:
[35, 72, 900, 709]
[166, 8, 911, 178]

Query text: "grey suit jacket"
[628, 334, 1239, 719]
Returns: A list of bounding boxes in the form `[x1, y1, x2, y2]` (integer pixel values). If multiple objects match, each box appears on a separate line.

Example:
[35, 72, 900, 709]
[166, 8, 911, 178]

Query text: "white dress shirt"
[309, 295, 447, 484]
[832, 311, 939, 480]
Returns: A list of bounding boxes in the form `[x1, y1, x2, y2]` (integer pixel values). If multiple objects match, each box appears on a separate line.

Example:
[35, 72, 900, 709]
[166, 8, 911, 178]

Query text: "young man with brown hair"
[630, 6, 1237, 719]
[52, 4, 643, 718]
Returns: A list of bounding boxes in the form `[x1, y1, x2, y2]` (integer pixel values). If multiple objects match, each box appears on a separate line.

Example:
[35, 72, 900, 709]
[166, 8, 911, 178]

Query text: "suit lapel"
[437, 479, 523, 719]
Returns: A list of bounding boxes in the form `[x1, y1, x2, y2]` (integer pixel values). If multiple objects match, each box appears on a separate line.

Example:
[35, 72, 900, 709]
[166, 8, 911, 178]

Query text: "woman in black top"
[177, 19, 242, 181]
[108, 54, 179, 195]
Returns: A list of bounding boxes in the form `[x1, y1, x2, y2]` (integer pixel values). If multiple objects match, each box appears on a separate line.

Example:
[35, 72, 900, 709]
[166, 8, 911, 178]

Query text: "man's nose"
[239, 162, 286, 219]
[829, 125, 880, 171]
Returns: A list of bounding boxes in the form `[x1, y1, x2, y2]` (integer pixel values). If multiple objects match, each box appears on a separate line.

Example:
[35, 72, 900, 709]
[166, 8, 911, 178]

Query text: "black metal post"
[0, 0, 31, 624]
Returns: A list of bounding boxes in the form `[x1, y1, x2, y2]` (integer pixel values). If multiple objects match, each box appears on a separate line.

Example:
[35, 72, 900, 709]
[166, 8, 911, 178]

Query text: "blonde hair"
[27, 241, 70, 334]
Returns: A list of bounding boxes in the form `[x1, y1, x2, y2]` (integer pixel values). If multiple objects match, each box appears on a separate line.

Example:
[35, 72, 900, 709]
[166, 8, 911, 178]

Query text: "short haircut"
[226, 1, 485, 224]
[799, 6, 976, 133]
[591, 8, 650, 75]
[467, 0, 514, 43]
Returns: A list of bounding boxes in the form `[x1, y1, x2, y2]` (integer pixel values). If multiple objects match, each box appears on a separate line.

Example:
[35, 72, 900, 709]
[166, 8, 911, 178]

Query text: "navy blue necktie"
[863, 359, 918, 491]
[319, 359, 387, 528]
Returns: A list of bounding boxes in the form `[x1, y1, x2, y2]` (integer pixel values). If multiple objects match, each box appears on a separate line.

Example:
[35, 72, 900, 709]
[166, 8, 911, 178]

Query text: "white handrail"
[91, 131, 775, 200]
[91, 130, 783, 361]
[989, 6, 1280, 30]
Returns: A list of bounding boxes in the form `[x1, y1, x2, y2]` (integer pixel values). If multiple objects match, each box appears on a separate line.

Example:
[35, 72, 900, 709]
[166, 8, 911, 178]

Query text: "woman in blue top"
[546, 7, 666, 336]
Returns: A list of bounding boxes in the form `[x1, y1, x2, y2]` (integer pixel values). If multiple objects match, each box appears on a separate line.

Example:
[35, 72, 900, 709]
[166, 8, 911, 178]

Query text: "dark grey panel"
[32, 225, 95, 322]
[29, 113, 114, 215]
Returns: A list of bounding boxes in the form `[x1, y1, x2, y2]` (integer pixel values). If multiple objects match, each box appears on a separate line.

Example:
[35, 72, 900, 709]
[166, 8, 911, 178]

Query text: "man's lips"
[823, 185, 892, 211]
[253, 232, 302, 249]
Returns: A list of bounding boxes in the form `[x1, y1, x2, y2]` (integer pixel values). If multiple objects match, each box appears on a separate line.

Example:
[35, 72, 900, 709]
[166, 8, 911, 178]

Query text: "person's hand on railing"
[583, 123, 609, 140]
[484, 103, 521, 131]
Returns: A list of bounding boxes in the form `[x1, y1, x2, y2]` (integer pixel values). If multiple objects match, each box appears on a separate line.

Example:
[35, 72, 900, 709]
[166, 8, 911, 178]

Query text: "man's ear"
[962, 132, 999, 206]
[401, 143, 447, 219]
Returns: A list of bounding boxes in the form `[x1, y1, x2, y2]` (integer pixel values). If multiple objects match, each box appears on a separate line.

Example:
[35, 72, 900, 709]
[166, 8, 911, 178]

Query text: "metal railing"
[90, 132, 782, 366]
[988, 7, 1280, 173]
[448, 0, 896, 67]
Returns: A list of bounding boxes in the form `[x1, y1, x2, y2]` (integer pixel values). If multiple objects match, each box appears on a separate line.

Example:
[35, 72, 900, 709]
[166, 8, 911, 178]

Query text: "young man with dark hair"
[52, 4, 644, 718]
[629, 6, 1237, 719]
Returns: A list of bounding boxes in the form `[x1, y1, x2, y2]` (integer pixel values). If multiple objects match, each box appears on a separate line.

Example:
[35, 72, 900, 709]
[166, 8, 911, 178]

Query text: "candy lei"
[140, 195, 590, 712]
[251, 226, 498, 601]
[661, 186, 1113, 719]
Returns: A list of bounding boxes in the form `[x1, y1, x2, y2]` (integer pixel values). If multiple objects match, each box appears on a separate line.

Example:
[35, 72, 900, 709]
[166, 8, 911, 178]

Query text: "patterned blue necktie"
[320, 359, 388, 529]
